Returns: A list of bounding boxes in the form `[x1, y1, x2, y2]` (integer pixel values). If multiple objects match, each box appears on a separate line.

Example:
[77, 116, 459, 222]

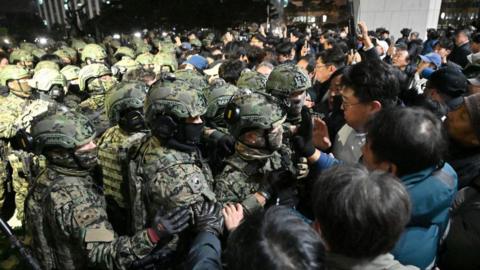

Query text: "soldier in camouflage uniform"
[77, 63, 117, 136]
[25, 111, 191, 270]
[136, 53, 155, 71]
[266, 64, 311, 142]
[130, 79, 216, 233]
[61, 65, 83, 109]
[214, 89, 306, 215]
[0, 65, 52, 222]
[236, 70, 268, 92]
[9, 49, 34, 74]
[153, 52, 178, 74]
[98, 80, 149, 235]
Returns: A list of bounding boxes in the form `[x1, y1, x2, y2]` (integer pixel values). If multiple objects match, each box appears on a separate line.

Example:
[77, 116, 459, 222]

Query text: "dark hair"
[317, 47, 345, 69]
[472, 33, 480, 44]
[341, 60, 400, 108]
[40, 54, 63, 68]
[313, 164, 411, 259]
[366, 107, 447, 176]
[276, 41, 294, 57]
[435, 37, 454, 51]
[427, 28, 440, 40]
[224, 41, 248, 60]
[401, 28, 412, 38]
[298, 55, 316, 74]
[246, 45, 266, 69]
[219, 59, 247, 84]
[227, 206, 324, 270]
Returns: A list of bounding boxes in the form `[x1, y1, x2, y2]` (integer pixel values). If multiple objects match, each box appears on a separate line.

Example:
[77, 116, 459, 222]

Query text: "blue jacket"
[392, 163, 457, 269]
[312, 154, 457, 269]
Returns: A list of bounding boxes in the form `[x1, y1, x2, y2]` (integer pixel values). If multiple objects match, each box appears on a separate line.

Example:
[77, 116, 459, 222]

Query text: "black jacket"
[448, 42, 472, 68]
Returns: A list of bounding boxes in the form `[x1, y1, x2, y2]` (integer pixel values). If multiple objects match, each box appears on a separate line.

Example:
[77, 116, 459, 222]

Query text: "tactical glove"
[192, 200, 224, 237]
[293, 107, 316, 157]
[151, 206, 190, 243]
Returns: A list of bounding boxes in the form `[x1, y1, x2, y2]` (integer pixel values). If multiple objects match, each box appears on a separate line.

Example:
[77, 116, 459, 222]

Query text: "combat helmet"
[29, 68, 66, 101]
[205, 80, 238, 128]
[0, 65, 31, 97]
[81, 43, 107, 63]
[153, 52, 178, 73]
[236, 70, 267, 92]
[114, 46, 136, 60]
[105, 80, 148, 127]
[60, 65, 81, 81]
[78, 63, 114, 94]
[144, 80, 207, 140]
[136, 53, 154, 68]
[31, 111, 97, 170]
[224, 89, 286, 140]
[266, 64, 311, 97]
[9, 49, 34, 64]
[34, 60, 60, 72]
[19, 42, 37, 53]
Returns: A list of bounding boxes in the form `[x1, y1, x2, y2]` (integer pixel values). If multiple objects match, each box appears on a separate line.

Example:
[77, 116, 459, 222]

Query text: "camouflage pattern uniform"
[214, 90, 294, 215]
[130, 80, 216, 232]
[153, 52, 178, 74]
[77, 63, 117, 136]
[0, 65, 52, 221]
[25, 111, 156, 270]
[98, 81, 148, 235]
[174, 69, 208, 91]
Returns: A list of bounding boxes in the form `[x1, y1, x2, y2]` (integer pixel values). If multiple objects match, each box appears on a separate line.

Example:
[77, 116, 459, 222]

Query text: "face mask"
[74, 148, 98, 170]
[178, 122, 204, 146]
[285, 92, 306, 117]
[119, 109, 146, 133]
[68, 83, 80, 94]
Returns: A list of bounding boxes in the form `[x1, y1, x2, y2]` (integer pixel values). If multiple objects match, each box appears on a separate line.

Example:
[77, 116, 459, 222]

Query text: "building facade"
[36, 0, 105, 28]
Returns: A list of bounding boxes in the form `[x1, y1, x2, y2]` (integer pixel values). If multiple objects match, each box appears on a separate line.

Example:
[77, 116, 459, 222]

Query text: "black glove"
[260, 169, 295, 200]
[217, 134, 235, 156]
[293, 107, 316, 157]
[192, 200, 224, 237]
[152, 206, 190, 242]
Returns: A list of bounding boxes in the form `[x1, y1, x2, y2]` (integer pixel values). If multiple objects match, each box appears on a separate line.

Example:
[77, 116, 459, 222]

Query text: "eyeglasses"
[341, 100, 362, 109]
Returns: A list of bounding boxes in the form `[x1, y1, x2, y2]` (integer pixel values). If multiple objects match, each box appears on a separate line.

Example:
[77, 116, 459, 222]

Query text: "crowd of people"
[0, 19, 478, 270]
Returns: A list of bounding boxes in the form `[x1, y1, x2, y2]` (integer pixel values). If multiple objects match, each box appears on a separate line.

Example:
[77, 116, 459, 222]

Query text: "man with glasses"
[331, 59, 400, 163]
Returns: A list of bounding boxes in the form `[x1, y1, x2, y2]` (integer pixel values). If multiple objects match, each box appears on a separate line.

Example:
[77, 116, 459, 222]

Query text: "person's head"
[417, 52, 441, 73]
[29, 68, 67, 102]
[246, 45, 266, 69]
[256, 61, 274, 76]
[409, 31, 420, 41]
[276, 41, 295, 62]
[314, 47, 345, 83]
[340, 60, 400, 131]
[205, 80, 238, 129]
[81, 44, 108, 65]
[78, 63, 116, 95]
[219, 59, 247, 84]
[106, 80, 148, 133]
[454, 29, 470, 47]
[224, 90, 286, 157]
[400, 28, 412, 39]
[471, 33, 480, 54]
[227, 206, 324, 270]
[425, 66, 468, 110]
[362, 107, 447, 176]
[0, 51, 8, 67]
[250, 34, 267, 49]
[31, 111, 98, 171]
[0, 65, 32, 98]
[327, 67, 346, 111]
[9, 49, 34, 72]
[266, 64, 311, 119]
[434, 37, 455, 59]
[297, 55, 316, 79]
[313, 164, 411, 259]
[392, 47, 410, 70]
[144, 80, 207, 147]
[427, 28, 439, 41]
[236, 70, 267, 92]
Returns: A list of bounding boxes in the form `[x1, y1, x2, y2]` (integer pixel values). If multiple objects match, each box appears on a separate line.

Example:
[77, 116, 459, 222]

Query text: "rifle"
[0, 217, 42, 270]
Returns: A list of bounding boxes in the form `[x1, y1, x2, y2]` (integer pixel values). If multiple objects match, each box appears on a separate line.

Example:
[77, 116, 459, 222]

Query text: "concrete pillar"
[353, 0, 442, 40]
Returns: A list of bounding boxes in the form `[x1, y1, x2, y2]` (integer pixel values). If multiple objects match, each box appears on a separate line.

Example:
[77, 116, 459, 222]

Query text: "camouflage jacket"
[214, 145, 294, 215]
[132, 136, 216, 231]
[0, 93, 27, 139]
[24, 165, 156, 270]
[78, 94, 110, 137]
